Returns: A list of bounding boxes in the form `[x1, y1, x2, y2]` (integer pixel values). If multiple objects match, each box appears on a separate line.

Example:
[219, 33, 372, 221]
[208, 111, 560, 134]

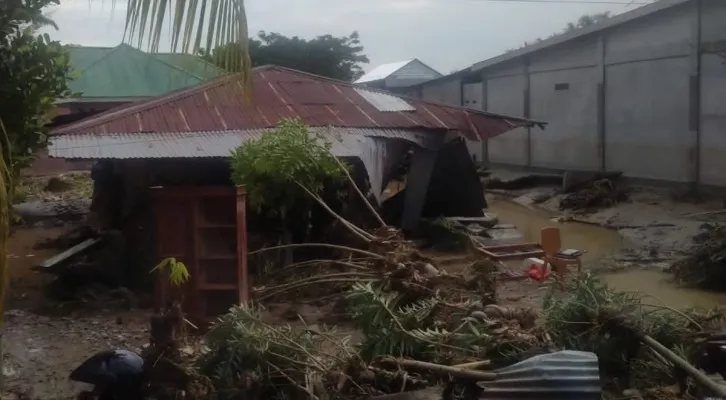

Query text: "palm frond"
[121, 0, 251, 78]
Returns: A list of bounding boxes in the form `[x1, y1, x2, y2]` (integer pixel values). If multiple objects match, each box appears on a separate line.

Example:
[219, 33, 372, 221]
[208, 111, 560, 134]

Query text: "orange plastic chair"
[540, 227, 583, 289]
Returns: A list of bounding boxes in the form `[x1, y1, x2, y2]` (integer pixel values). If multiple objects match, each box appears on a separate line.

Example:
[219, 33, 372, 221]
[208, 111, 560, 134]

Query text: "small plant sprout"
[151, 257, 190, 287]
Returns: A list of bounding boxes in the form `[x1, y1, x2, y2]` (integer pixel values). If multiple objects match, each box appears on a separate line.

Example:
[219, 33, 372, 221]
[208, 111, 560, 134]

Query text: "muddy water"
[487, 196, 726, 309]
[487, 197, 622, 264]
[601, 269, 726, 309]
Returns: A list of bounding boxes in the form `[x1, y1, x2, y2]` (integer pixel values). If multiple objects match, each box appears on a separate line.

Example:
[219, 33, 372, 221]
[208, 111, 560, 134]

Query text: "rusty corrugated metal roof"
[48, 127, 435, 159]
[51, 65, 543, 140]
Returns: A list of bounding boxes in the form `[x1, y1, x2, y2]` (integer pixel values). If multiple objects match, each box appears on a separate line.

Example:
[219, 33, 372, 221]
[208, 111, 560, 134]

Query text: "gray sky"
[47, 0, 653, 74]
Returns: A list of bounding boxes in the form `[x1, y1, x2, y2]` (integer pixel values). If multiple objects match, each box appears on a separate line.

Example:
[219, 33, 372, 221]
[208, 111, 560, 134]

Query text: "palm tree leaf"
[121, 0, 250, 77]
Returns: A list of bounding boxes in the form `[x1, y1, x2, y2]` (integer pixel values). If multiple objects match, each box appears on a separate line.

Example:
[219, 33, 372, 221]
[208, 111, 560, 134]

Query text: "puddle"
[601, 269, 726, 309]
[487, 196, 726, 309]
[487, 197, 622, 264]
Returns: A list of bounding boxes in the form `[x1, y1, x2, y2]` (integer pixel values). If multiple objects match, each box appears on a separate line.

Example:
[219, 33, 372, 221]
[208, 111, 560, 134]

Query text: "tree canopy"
[0, 0, 73, 174]
[507, 11, 613, 52]
[201, 31, 370, 82]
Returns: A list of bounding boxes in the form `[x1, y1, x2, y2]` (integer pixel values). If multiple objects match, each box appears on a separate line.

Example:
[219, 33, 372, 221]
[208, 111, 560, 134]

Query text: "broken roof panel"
[52, 65, 544, 141]
[354, 87, 416, 112]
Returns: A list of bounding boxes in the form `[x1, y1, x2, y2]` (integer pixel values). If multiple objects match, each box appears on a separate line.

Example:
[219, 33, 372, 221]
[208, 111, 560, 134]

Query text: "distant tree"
[506, 11, 613, 53]
[564, 11, 612, 32]
[200, 31, 369, 82]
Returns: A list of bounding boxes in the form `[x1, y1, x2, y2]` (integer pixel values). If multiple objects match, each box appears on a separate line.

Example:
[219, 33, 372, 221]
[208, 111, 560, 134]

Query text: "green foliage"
[347, 282, 490, 362]
[670, 223, 726, 290]
[151, 257, 190, 286]
[0, 0, 73, 174]
[196, 303, 346, 399]
[229, 118, 347, 216]
[201, 31, 369, 81]
[506, 11, 612, 52]
[542, 273, 725, 388]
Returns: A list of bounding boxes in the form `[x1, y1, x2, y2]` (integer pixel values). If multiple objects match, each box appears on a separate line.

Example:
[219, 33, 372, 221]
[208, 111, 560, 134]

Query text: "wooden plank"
[35, 238, 102, 270]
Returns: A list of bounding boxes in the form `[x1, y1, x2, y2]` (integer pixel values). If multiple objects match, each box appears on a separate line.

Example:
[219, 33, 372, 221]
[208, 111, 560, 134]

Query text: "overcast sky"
[46, 0, 655, 74]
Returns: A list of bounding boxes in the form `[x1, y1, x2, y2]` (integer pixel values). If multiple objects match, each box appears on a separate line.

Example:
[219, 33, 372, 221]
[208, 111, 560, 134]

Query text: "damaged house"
[48, 65, 543, 321]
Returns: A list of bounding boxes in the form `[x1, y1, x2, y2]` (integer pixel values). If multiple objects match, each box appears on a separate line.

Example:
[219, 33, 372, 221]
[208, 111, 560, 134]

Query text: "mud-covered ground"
[2, 169, 724, 398]
[1, 224, 149, 400]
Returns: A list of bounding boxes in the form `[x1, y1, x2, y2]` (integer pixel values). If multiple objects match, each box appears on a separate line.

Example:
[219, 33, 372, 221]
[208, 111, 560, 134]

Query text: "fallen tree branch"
[380, 358, 497, 381]
[451, 360, 492, 370]
[248, 243, 386, 260]
[256, 278, 378, 301]
[328, 148, 387, 228]
[294, 180, 374, 242]
[640, 334, 726, 397]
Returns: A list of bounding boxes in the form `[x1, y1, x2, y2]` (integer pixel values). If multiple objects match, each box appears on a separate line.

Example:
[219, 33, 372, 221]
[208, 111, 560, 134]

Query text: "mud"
[1, 224, 149, 400]
[2, 310, 149, 400]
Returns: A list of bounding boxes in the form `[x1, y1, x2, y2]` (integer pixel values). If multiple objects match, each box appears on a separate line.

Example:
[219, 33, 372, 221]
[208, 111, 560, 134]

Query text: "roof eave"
[471, 0, 691, 72]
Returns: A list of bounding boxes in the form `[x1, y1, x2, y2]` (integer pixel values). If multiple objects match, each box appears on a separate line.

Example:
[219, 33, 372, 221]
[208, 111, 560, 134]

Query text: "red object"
[526, 263, 550, 282]
[51, 66, 539, 141]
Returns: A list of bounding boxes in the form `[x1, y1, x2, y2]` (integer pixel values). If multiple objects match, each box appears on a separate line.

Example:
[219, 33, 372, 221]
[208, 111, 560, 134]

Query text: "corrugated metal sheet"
[354, 60, 413, 83]
[48, 127, 434, 159]
[354, 88, 416, 112]
[48, 127, 428, 203]
[51, 66, 543, 141]
[480, 350, 601, 399]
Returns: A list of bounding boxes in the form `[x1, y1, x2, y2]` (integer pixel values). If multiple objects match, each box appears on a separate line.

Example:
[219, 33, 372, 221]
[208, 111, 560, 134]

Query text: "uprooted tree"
[229, 118, 352, 256]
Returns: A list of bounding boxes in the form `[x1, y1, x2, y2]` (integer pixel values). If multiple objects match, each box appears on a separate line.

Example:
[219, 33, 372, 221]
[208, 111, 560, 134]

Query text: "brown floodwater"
[600, 269, 726, 309]
[487, 197, 622, 264]
[487, 196, 726, 309]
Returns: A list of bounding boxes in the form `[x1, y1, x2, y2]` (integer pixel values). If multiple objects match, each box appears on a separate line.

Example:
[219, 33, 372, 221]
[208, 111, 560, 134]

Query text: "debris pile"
[543, 273, 725, 398]
[142, 221, 553, 399]
[669, 223, 726, 290]
[559, 178, 628, 211]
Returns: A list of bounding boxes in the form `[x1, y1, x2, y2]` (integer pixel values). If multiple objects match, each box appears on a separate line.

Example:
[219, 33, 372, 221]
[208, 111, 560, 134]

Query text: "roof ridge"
[152, 52, 228, 78]
[76, 43, 127, 74]
[355, 59, 414, 83]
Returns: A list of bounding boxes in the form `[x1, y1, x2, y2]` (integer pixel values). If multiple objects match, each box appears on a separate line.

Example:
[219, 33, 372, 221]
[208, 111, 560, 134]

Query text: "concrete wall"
[417, 0, 726, 187]
[699, 0, 726, 186]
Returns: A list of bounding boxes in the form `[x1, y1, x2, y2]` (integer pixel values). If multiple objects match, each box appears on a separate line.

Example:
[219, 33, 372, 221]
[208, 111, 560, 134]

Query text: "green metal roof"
[66, 44, 227, 98]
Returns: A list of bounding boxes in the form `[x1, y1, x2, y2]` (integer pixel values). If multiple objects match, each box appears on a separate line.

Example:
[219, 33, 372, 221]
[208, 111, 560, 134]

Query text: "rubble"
[669, 223, 726, 290]
[559, 178, 628, 211]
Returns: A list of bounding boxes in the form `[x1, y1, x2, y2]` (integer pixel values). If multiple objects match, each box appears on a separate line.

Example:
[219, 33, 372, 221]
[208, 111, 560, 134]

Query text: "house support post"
[596, 34, 607, 172]
[401, 146, 439, 233]
[688, 0, 703, 191]
[524, 57, 532, 167]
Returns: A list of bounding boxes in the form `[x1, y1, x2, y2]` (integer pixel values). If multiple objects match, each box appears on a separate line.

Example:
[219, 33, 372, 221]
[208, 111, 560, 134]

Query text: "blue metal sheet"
[480, 350, 602, 399]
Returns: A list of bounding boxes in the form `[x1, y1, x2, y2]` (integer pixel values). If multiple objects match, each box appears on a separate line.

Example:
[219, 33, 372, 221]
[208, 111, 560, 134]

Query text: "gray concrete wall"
[416, 0, 726, 187]
[486, 73, 528, 165]
[420, 78, 460, 105]
[462, 83, 485, 162]
[699, 0, 726, 186]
